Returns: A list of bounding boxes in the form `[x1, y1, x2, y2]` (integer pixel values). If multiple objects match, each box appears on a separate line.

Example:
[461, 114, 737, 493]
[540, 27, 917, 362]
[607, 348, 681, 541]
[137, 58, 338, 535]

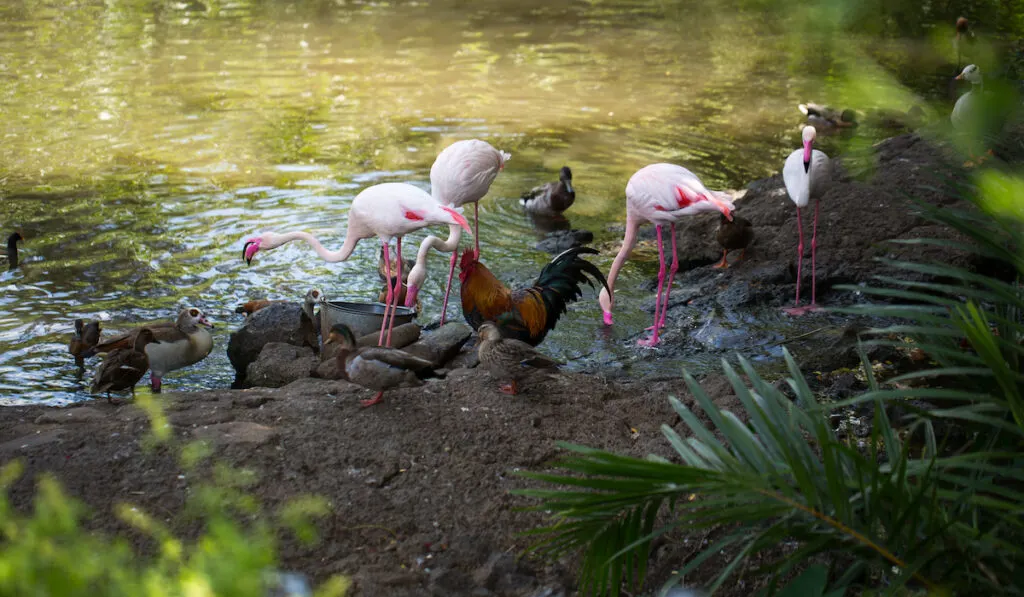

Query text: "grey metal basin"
[320, 300, 417, 338]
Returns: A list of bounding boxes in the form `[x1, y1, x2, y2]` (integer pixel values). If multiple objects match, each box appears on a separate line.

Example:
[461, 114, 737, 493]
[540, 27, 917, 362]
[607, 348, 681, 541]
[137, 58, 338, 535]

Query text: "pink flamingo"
[598, 163, 735, 347]
[404, 139, 511, 324]
[782, 125, 831, 316]
[242, 182, 470, 356]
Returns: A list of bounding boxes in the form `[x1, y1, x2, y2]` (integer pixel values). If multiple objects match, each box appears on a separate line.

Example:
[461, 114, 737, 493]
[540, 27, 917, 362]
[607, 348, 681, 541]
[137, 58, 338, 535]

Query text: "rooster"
[459, 246, 608, 346]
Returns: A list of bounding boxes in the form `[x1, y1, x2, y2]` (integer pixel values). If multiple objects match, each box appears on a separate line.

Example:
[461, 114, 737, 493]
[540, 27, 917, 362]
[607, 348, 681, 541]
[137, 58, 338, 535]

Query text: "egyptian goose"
[91, 307, 214, 392]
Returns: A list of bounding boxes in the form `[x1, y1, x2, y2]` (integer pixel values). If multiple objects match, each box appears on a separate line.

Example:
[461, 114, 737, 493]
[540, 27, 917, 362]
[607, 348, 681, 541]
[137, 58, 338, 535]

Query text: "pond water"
[0, 0, 995, 405]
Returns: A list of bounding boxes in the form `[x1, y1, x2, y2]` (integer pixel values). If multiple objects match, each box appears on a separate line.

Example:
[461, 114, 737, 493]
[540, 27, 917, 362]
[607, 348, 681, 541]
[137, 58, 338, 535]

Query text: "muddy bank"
[0, 132, 992, 596]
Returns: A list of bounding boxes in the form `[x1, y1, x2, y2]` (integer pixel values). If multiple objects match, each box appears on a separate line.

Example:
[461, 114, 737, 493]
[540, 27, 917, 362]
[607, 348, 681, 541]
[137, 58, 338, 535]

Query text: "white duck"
[782, 126, 831, 316]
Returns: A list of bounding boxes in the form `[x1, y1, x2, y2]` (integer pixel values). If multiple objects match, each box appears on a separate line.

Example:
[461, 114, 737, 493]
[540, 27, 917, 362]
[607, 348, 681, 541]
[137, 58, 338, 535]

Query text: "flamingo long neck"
[272, 231, 358, 263]
[406, 224, 463, 290]
[598, 215, 640, 324]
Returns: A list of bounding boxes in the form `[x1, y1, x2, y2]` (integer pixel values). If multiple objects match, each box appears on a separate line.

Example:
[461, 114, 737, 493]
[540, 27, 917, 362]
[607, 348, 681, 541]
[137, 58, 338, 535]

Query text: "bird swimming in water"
[521, 166, 576, 216]
[69, 319, 103, 367]
[0, 231, 24, 270]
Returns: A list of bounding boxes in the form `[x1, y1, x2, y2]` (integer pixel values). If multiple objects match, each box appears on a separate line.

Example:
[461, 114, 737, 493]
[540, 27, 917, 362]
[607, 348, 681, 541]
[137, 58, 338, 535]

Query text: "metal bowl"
[320, 300, 417, 338]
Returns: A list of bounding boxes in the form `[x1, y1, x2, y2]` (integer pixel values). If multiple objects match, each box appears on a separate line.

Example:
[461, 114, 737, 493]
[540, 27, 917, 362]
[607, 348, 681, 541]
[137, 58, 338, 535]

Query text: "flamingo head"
[598, 286, 614, 325]
[242, 235, 265, 265]
[437, 206, 472, 234]
[801, 125, 817, 172]
[955, 64, 981, 84]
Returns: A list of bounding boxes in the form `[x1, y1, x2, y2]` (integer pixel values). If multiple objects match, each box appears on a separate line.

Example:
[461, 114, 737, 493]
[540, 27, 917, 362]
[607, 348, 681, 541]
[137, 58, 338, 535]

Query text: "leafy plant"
[516, 172, 1022, 596]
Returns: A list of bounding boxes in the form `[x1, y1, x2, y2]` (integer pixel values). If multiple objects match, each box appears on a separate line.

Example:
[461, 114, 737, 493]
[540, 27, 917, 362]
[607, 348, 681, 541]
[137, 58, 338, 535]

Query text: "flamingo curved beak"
[242, 238, 261, 265]
[441, 206, 472, 234]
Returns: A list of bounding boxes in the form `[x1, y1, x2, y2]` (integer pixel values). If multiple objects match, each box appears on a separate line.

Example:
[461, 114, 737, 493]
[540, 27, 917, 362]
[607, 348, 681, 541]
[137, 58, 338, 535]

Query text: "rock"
[246, 343, 318, 388]
[472, 552, 517, 590]
[34, 407, 107, 425]
[535, 229, 594, 254]
[193, 421, 278, 445]
[228, 303, 318, 388]
[281, 377, 356, 395]
[264, 570, 313, 597]
[445, 345, 479, 369]
[0, 429, 65, 453]
[355, 322, 422, 349]
[404, 323, 473, 367]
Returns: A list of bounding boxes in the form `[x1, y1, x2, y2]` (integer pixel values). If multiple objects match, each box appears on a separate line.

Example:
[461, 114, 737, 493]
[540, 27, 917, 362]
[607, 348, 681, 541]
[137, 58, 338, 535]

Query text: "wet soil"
[0, 133, 1000, 596]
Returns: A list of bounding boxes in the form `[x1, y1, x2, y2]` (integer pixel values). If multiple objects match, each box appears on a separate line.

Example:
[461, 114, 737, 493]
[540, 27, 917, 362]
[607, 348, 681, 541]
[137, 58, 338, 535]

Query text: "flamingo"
[242, 182, 470, 348]
[598, 163, 735, 347]
[404, 139, 511, 324]
[782, 125, 831, 316]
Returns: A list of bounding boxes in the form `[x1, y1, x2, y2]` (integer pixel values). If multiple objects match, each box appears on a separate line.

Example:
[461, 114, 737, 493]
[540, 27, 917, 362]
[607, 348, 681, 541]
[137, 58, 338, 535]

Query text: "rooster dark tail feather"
[532, 246, 609, 332]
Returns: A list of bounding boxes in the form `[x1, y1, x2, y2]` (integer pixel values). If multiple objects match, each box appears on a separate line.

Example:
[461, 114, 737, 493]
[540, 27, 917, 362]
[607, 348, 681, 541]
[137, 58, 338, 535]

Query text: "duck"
[68, 319, 103, 367]
[798, 103, 857, 131]
[90, 307, 214, 392]
[90, 328, 157, 403]
[476, 322, 562, 396]
[0, 231, 24, 270]
[323, 323, 442, 407]
[521, 166, 576, 216]
[951, 64, 1005, 166]
[713, 213, 754, 269]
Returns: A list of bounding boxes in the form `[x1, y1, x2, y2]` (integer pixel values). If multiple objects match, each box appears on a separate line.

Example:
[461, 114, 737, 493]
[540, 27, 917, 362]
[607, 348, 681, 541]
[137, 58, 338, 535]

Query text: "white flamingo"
[404, 139, 511, 323]
[782, 125, 831, 316]
[599, 163, 735, 347]
[242, 182, 470, 348]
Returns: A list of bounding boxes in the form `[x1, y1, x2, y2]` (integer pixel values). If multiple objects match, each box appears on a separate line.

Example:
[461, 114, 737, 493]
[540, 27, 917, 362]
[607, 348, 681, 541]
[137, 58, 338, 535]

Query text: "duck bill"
[199, 315, 215, 329]
[564, 181, 574, 195]
[441, 206, 472, 234]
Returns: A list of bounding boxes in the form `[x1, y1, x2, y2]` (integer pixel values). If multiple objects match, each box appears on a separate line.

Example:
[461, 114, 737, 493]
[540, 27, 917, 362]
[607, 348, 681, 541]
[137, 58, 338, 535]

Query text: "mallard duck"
[69, 319, 102, 367]
[521, 166, 576, 216]
[714, 213, 754, 268]
[90, 328, 157, 403]
[0, 231, 23, 270]
[91, 307, 214, 392]
[476, 322, 562, 395]
[798, 103, 857, 131]
[324, 323, 441, 407]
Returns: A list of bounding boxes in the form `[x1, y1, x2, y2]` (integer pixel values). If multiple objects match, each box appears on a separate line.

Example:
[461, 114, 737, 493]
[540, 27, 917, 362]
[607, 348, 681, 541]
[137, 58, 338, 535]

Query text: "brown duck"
[714, 213, 754, 268]
[90, 328, 157, 403]
[91, 307, 214, 392]
[521, 166, 575, 216]
[69, 319, 103, 366]
[324, 323, 441, 408]
[476, 322, 562, 395]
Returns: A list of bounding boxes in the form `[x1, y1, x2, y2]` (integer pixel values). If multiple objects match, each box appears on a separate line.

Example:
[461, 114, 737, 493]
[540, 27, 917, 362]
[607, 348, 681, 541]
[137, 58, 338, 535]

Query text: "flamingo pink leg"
[439, 250, 457, 326]
[809, 198, 819, 310]
[473, 202, 480, 259]
[645, 223, 677, 332]
[385, 237, 403, 347]
[639, 225, 666, 347]
[379, 242, 395, 345]
[784, 208, 807, 316]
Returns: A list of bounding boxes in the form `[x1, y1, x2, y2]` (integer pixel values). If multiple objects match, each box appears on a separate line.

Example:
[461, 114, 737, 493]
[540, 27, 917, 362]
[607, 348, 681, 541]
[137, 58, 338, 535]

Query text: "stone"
[192, 421, 278, 445]
[356, 322, 421, 349]
[281, 377, 356, 395]
[245, 343, 318, 388]
[535, 229, 594, 254]
[0, 429, 65, 453]
[445, 345, 480, 369]
[472, 552, 517, 590]
[227, 303, 318, 388]
[34, 407, 106, 425]
[404, 323, 473, 367]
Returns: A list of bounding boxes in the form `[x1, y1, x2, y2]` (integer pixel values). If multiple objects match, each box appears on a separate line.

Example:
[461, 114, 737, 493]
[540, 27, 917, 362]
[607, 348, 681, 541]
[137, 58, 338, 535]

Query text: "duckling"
[90, 328, 157, 404]
[376, 247, 420, 314]
[0, 231, 24, 270]
[91, 307, 214, 392]
[68, 319, 103, 367]
[476, 322, 562, 396]
[235, 299, 277, 317]
[324, 323, 442, 407]
[799, 103, 857, 131]
[521, 166, 576, 216]
[713, 213, 754, 269]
